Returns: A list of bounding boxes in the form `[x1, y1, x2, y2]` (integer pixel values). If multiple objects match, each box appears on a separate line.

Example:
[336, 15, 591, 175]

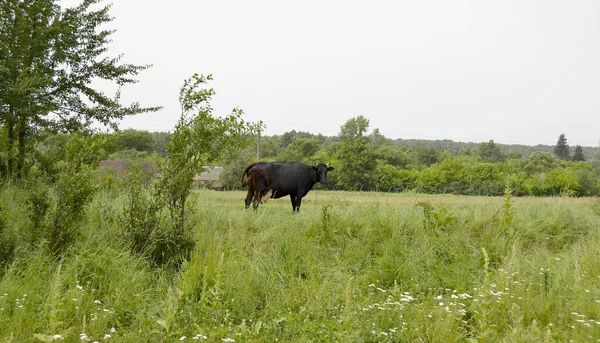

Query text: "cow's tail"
[241, 163, 257, 187]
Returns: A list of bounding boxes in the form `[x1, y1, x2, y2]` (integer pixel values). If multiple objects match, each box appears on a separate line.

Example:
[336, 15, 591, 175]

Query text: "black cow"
[243, 162, 334, 212]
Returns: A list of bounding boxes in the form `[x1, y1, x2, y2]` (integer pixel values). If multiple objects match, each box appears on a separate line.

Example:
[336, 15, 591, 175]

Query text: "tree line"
[32, 118, 595, 197]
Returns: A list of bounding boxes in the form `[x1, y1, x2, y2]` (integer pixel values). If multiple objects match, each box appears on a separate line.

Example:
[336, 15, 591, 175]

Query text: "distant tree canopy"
[0, 0, 159, 178]
[573, 145, 585, 161]
[554, 134, 570, 160]
[116, 129, 155, 153]
[477, 140, 506, 163]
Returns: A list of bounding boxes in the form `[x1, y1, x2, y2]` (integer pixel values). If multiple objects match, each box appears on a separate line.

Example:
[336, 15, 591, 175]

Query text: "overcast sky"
[61, 0, 600, 146]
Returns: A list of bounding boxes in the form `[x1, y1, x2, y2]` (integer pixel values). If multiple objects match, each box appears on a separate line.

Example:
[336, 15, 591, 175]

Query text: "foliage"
[276, 137, 321, 164]
[572, 145, 585, 161]
[522, 152, 561, 174]
[334, 116, 377, 191]
[115, 129, 155, 153]
[120, 166, 161, 255]
[152, 74, 261, 265]
[414, 146, 440, 168]
[416, 201, 456, 234]
[0, 0, 160, 178]
[49, 134, 101, 253]
[554, 133, 570, 160]
[219, 146, 255, 190]
[477, 139, 506, 163]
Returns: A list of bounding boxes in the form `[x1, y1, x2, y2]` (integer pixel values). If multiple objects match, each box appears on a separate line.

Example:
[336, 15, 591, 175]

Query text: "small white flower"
[104, 334, 112, 339]
[76, 285, 83, 290]
[53, 334, 64, 340]
[180, 336, 187, 341]
[93, 300, 101, 305]
[110, 327, 116, 334]
[221, 338, 235, 342]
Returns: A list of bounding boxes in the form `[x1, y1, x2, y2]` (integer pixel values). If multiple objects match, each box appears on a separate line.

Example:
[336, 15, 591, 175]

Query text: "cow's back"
[267, 162, 315, 195]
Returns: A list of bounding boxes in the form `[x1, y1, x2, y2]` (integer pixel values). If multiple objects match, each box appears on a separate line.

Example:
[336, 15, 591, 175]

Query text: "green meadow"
[1, 188, 600, 342]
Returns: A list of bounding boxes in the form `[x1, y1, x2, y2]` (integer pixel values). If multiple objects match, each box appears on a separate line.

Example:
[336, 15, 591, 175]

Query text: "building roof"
[193, 166, 223, 181]
[99, 160, 127, 176]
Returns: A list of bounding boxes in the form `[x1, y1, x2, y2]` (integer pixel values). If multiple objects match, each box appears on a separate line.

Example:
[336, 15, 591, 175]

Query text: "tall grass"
[1, 186, 600, 342]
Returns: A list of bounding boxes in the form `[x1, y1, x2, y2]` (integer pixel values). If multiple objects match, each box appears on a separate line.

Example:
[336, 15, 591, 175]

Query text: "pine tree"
[572, 145, 585, 161]
[553, 134, 570, 160]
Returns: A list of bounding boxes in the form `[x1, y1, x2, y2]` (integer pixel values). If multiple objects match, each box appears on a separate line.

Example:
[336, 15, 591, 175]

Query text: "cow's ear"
[312, 166, 318, 171]
[327, 166, 334, 171]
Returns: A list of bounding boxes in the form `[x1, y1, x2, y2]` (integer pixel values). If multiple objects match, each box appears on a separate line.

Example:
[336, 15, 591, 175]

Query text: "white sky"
[61, 0, 600, 146]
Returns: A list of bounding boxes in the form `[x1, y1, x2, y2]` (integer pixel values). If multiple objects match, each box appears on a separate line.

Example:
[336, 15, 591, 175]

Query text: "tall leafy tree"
[477, 140, 506, 163]
[553, 134, 570, 160]
[0, 0, 160, 178]
[335, 115, 376, 191]
[572, 145, 585, 161]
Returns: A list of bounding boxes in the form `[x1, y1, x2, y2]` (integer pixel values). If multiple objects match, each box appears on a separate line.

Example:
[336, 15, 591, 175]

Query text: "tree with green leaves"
[572, 145, 585, 161]
[157, 74, 262, 234]
[335, 115, 376, 191]
[414, 147, 440, 168]
[115, 129, 155, 153]
[477, 140, 506, 163]
[0, 0, 159, 178]
[553, 134, 570, 160]
[277, 136, 321, 164]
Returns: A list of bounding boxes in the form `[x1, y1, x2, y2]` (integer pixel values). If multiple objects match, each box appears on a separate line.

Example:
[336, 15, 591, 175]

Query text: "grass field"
[1, 188, 600, 342]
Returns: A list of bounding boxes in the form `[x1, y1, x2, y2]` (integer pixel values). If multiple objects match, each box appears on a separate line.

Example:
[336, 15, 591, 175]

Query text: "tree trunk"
[16, 115, 28, 178]
[6, 120, 15, 178]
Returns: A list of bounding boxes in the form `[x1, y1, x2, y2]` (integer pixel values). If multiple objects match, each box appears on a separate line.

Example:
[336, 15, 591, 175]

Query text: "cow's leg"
[252, 188, 261, 211]
[246, 171, 258, 209]
[295, 196, 303, 213]
[289, 194, 297, 212]
[252, 186, 261, 211]
[244, 185, 253, 209]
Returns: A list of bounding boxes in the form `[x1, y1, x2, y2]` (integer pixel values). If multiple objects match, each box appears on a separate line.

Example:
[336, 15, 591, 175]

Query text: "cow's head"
[312, 163, 334, 183]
